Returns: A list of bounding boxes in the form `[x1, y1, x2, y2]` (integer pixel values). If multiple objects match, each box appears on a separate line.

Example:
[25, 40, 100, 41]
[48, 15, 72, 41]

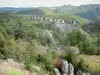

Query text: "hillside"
[0, 5, 100, 75]
[83, 21, 100, 34]
[1, 4, 100, 21]
[53, 4, 100, 21]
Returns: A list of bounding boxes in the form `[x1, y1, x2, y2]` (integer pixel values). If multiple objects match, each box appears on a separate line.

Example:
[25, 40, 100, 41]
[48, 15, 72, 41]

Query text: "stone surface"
[68, 63, 74, 75]
[53, 68, 61, 75]
[61, 60, 68, 73]
[76, 70, 83, 75]
[33, 65, 40, 72]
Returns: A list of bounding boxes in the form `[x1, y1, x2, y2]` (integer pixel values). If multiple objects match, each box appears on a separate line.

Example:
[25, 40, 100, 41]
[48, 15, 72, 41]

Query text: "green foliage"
[39, 30, 55, 45]
[0, 8, 100, 75]
[75, 58, 89, 72]
[52, 29, 69, 45]
[62, 47, 77, 65]
[62, 47, 88, 73]
[0, 32, 6, 58]
[36, 53, 55, 71]
[86, 46, 100, 55]
[53, 5, 100, 21]
[4, 68, 24, 75]
[78, 37, 93, 53]
[14, 24, 25, 40]
[68, 29, 89, 46]
[0, 25, 8, 37]
[16, 16, 24, 25]
[48, 14, 88, 26]
[16, 8, 45, 15]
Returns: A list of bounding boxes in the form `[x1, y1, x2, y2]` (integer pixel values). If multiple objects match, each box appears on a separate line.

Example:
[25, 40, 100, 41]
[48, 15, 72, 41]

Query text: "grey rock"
[61, 60, 68, 73]
[76, 70, 83, 75]
[53, 68, 61, 75]
[32, 65, 40, 72]
[68, 63, 74, 75]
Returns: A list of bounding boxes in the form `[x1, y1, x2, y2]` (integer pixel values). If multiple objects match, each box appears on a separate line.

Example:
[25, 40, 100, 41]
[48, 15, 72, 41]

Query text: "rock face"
[76, 70, 83, 75]
[61, 60, 69, 73]
[68, 63, 74, 75]
[53, 68, 61, 75]
[51, 20, 78, 32]
[54, 60, 74, 75]
[54, 59, 90, 75]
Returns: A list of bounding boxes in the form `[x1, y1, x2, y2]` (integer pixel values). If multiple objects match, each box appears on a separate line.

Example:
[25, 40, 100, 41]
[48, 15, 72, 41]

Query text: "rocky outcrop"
[54, 60, 74, 75]
[53, 68, 61, 75]
[68, 63, 74, 75]
[61, 60, 69, 73]
[54, 59, 90, 75]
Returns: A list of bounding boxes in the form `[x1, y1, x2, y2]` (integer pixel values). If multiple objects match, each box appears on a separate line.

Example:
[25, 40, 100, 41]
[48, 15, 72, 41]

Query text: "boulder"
[32, 65, 40, 72]
[68, 63, 74, 75]
[61, 60, 68, 73]
[76, 70, 83, 75]
[53, 68, 61, 75]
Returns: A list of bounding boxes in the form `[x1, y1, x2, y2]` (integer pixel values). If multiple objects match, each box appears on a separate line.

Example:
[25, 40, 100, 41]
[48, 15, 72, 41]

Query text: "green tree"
[14, 24, 25, 40]
[0, 32, 5, 58]
[68, 29, 89, 46]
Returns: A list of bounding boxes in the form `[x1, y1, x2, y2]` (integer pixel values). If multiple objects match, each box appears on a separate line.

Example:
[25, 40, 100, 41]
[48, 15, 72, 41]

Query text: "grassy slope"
[78, 54, 100, 75]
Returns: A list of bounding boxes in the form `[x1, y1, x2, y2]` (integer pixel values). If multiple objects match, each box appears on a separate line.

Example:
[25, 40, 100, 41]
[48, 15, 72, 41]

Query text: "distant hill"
[16, 8, 45, 15]
[1, 4, 100, 21]
[53, 4, 100, 21]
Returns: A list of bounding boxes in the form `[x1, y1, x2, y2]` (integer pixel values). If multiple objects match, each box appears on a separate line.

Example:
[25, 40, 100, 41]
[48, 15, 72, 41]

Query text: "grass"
[4, 68, 24, 75]
[78, 54, 100, 75]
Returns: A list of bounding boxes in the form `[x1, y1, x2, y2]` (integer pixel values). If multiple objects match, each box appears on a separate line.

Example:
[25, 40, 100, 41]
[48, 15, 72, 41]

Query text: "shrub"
[0, 32, 6, 58]
[86, 46, 98, 55]
[0, 32, 5, 48]
[36, 54, 54, 71]
[62, 47, 77, 66]
[24, 57, 34, 72]
[75, 59, 88, 72]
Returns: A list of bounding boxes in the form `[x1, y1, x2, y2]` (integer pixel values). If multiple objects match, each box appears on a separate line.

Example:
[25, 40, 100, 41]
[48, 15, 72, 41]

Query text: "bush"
[24, 57, 34, 72]
[0, 32, 6, 58]
[86, 46, 100, 55]
[68, 29, 89, 46]
[36, 54, 54, 71]
[0, 32, 5, 48]
[75, 59, 88, 72]
[62, 47, 77, 66]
